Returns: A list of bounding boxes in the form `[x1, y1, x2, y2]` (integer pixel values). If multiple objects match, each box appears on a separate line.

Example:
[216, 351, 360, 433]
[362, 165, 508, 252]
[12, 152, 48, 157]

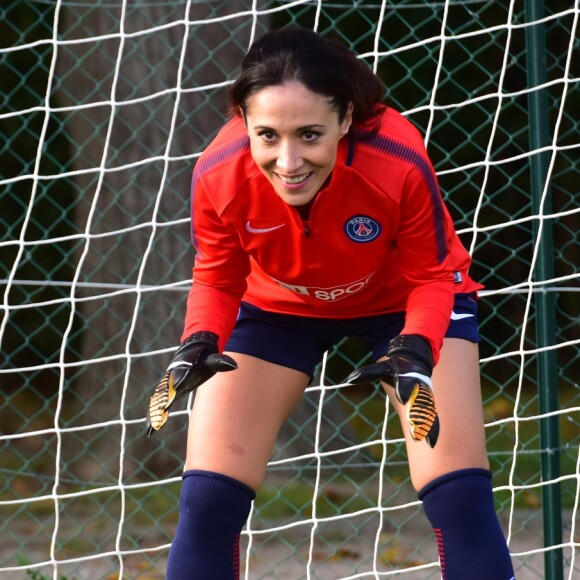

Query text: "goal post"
[525, 2, 563, 576]
[1, 1, 579, 578]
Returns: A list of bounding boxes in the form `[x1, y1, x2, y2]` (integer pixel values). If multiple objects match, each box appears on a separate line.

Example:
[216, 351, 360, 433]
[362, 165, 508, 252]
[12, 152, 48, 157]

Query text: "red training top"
[182, 106, 482, 362]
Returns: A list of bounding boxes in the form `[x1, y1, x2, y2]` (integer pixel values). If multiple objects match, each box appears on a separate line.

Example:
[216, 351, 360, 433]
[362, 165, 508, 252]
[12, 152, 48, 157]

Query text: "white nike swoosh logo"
[245, 221, 285, 234]
[450, 311, 474, 320]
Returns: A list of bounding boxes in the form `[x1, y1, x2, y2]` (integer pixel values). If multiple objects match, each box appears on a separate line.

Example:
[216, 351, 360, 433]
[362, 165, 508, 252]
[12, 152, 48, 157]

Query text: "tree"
[55, 1, 255, 479]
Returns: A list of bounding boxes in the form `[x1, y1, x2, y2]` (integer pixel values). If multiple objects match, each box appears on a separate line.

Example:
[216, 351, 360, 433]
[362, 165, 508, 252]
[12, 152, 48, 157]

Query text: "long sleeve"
[395, 158, 455, 362]
[181, 179, 250, 350]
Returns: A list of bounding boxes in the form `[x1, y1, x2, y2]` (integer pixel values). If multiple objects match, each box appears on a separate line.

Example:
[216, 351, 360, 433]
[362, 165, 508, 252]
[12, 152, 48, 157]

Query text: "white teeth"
[279, 173, 310, 184]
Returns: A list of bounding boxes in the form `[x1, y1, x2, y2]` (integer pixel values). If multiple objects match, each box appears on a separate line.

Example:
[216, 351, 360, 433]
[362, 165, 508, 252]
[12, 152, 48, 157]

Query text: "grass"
[16, 556, 77, 580]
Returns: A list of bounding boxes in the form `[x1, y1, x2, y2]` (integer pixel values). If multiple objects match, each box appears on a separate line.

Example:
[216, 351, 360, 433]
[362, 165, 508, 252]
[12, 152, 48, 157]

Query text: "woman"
[147, 27, 515, 580]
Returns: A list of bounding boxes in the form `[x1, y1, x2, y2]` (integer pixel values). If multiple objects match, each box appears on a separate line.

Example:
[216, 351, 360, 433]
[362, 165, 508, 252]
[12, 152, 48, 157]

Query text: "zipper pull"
[304, 224, 311, 238]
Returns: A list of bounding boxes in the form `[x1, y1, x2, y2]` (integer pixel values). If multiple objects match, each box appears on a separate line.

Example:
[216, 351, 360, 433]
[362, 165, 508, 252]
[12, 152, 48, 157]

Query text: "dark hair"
[230, 27, 385, 126]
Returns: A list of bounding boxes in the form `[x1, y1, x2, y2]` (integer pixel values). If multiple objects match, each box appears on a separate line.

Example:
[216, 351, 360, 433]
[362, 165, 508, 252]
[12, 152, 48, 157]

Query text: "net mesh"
[1, 1, 578, 578]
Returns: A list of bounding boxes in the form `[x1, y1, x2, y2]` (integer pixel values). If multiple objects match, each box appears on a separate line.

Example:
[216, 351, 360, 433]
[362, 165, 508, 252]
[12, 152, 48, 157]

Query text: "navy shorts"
[225, 293, 480, 378]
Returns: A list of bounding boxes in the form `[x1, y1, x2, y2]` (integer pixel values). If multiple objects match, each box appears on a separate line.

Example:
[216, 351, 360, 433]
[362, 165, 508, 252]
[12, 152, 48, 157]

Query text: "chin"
[281, 195, 313, 206]
[275, 187, 318, 206]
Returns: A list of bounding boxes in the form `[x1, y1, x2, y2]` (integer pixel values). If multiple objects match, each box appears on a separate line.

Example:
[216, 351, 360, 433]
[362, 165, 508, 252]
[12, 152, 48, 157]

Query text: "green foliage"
[16, 556, 76, 580]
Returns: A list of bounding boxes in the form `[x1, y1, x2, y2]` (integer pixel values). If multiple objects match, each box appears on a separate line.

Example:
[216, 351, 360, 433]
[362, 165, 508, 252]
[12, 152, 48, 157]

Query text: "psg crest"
[344, 215, 382, 243]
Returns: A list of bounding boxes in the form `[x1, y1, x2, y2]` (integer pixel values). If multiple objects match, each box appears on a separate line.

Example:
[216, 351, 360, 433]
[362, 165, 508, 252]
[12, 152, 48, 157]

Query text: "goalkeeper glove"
[346, 334, 440, 448]
[146, 331, 237, 436]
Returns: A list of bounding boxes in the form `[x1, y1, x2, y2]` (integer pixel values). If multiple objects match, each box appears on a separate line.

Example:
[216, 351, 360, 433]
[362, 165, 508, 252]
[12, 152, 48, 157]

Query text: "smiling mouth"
[277, 172, 313, 185]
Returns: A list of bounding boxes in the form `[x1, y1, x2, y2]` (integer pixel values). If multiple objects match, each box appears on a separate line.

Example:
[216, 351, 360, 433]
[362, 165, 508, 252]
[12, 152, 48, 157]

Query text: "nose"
[276, 140, 303, 173]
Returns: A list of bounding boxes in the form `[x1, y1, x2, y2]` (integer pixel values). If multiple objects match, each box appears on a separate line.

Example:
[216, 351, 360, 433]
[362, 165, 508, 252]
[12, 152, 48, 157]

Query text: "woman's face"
[244, 81, 352, 206]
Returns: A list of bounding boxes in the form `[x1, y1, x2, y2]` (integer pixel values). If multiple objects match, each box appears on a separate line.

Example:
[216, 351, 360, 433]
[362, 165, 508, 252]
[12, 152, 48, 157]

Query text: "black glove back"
[387, 334, 434, 405]
[147, 331, 237, 436]
[168, 331, 237, 394]
[346, 334, 439, 448]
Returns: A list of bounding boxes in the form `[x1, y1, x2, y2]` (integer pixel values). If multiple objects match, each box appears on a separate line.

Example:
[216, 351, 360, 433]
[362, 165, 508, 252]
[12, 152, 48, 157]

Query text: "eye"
[257, 129, 277, 142]
[302, 130, 321, 142]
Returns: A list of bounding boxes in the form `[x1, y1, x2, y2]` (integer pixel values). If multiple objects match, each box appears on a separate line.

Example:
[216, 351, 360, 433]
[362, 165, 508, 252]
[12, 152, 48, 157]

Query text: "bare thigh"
[185, 353, 310, 491]
[384, 338, 489, 491]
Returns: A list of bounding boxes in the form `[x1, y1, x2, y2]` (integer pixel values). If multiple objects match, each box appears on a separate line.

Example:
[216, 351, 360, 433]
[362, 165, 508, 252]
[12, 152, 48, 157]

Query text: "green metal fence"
[1, 1, 578, 578]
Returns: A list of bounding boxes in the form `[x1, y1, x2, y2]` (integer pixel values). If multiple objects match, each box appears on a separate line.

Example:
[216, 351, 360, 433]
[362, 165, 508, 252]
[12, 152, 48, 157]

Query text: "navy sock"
[166, 470, 256, 580]
[419, 468, 515, 580]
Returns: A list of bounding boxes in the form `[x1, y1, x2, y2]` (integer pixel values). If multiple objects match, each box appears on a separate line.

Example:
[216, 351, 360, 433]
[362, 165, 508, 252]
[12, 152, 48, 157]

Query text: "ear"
[340, 102, 354, 136]
[237, 106, 248, 124]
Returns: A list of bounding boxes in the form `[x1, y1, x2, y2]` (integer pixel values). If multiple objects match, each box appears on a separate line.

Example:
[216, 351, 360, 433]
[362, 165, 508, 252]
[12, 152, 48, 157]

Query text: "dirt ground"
[2, 508, 576, 579]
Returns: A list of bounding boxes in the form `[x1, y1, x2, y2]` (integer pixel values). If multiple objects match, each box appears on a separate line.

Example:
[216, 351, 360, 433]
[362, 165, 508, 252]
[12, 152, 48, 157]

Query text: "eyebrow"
[252, 124, 327, 132]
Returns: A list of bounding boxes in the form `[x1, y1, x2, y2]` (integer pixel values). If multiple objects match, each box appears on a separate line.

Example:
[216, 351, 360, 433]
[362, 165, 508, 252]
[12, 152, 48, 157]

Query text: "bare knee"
[185, 354, 310, 490]
[397, 338, 490, 491]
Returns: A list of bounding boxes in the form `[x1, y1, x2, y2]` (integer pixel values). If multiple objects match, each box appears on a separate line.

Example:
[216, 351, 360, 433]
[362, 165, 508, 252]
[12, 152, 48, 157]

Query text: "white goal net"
[1, 1, 579, 578]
